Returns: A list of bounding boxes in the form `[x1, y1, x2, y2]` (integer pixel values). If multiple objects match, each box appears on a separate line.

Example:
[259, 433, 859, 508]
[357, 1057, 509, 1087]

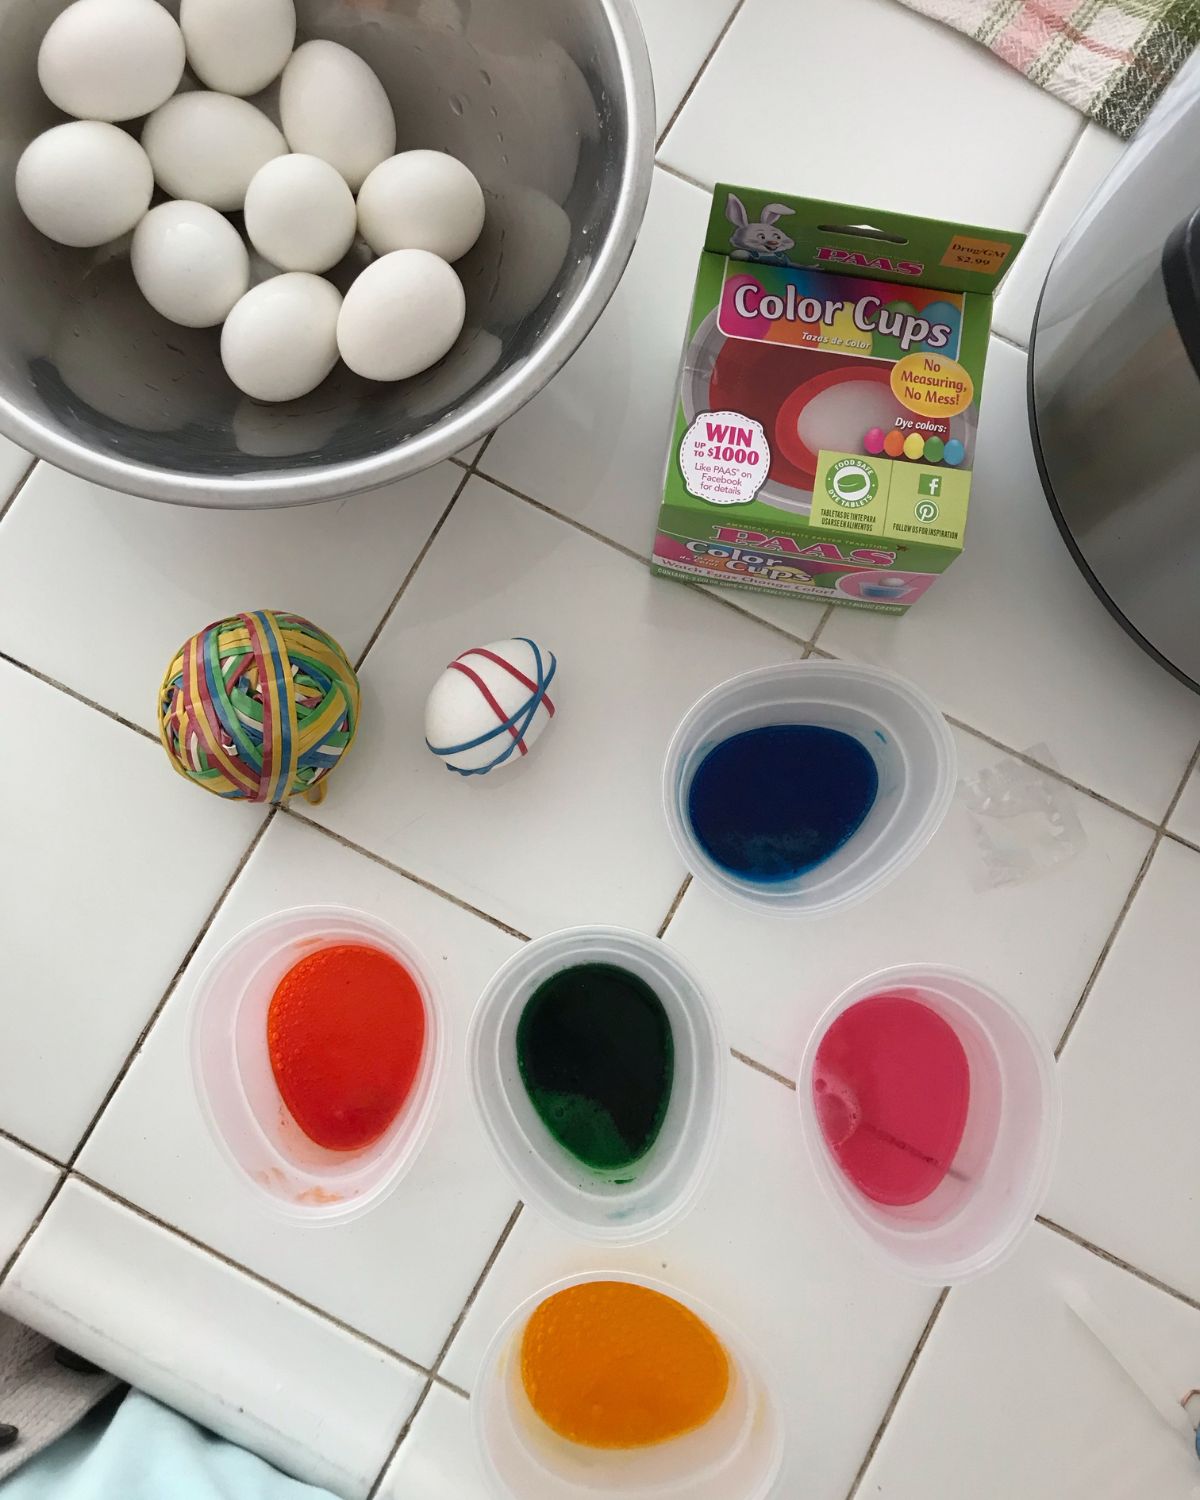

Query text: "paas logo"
[816, 246, 925, 277]
[825, 458, 879, 509]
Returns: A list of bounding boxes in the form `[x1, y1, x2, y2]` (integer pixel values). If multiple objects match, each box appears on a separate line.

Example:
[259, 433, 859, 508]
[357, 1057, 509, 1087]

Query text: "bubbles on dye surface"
[516, 964, 674, 1173]
[520, 1282, 730, 1450]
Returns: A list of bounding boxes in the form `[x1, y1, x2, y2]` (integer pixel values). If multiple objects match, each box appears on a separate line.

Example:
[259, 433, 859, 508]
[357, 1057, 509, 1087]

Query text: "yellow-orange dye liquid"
[519, 1281, 730, 1449]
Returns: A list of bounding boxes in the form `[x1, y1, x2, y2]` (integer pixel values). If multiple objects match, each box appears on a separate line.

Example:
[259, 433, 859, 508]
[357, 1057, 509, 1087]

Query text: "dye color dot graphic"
[516, 963, 673, 1172]
[687, 724, 879, 884]
[267, 943, 426, 1151]
[902, 432, 925, 461]
[923, 435, 945, 463]
[943, 438, 965, 466]
[863, 426, 885, 456]
[883, 429, 905, 458]
[813, 993, 971, 1206]
[520, 1282, 730, 1449]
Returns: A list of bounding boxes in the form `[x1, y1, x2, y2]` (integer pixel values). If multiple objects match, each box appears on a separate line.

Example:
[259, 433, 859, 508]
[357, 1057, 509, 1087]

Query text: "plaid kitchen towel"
[895, 0, 1200, 135]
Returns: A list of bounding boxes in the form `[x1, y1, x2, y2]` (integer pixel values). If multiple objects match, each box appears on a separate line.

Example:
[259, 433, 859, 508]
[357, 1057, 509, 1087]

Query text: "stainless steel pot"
[1029, 57, 1200, 690]
[0, 0, 653, 507]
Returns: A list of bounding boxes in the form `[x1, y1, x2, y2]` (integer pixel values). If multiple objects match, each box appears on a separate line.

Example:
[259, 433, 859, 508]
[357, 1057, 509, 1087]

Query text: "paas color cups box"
[652, 187, 1023, 614]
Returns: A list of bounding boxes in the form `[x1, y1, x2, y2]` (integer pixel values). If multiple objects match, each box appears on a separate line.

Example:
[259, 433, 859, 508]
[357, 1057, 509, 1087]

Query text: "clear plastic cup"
[473, 1271, 785, 1500]
[189, 904, 446, 1224]
[662, 661, 956, 916]
[797, 965, 1060, 1283]
[468, 927, 725, 1245]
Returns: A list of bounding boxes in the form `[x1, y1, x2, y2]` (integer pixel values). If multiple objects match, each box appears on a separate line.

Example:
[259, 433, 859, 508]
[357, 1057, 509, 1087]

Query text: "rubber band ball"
[158, 609, 361, 804]
[425, 637, 557, 776]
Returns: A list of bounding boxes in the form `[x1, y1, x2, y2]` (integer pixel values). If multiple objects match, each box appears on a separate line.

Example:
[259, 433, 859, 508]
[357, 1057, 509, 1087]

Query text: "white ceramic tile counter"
[5, 3, 1200, 1499]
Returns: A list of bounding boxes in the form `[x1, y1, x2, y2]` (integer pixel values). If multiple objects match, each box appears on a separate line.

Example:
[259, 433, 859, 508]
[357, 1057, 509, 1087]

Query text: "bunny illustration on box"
[726, 192, 794, 265]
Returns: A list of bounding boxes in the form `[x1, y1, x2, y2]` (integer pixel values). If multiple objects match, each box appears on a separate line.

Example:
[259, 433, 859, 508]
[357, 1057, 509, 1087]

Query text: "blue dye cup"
[662, 662, 956, 916]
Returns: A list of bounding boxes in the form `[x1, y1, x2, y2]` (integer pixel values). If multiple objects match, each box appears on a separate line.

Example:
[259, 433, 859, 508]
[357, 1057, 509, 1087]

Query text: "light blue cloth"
[1, 1389, 341, 1500]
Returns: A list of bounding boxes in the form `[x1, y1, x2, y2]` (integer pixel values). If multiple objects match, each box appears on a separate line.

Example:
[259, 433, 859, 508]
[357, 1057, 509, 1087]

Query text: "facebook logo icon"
[918, 473, 942, 497]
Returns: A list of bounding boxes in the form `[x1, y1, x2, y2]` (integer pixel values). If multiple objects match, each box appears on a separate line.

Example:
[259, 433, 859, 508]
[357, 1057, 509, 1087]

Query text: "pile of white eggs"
[16, 0, 486, 402]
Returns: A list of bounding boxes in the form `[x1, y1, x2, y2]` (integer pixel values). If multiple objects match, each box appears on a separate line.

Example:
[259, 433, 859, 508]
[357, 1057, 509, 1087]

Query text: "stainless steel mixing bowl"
[0, 0, 653, 506]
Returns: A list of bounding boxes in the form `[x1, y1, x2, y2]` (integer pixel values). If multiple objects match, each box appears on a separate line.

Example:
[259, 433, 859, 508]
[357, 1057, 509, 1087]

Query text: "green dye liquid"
[516, 963, 674, 1173]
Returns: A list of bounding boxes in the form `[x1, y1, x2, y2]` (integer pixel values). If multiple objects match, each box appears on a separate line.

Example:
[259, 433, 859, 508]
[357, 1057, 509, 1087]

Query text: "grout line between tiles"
[942, 715, 1160, 832]
[1014, 115, 1089, 239]
[731, 1049, 794, 1091]
[990, 116, 1088, 350]
[1053, 836, 1157, 1059]
[428, 1203, 524, 1377]
[469, 432, 495, 470]
[654, 0, 749, 150]
[685, 582, 821, 651]
[282, 809, 532, 942]
[1054, 735, 1200, 1059]
[472, 469, 645, 563]
[1164, 828, 1200, 857]
[813, 641, 1175, 836]
[354, 467, 473, 673]
[0, 1172, 68, 1291]
[70, 1170, 433, 1378]
[1159, 737, 1200, 829]
[808, 605, 834, 647]
[469, 471, 822, 650]
[656, 876, 692, 939]
[0, 649, 157, 744]
[843, 1287, 951, 1500]
[0, 1126, 64, 1171]
[1038, 1216, 1200, 1315]
[64, 811, 278, 1169]
[0, 457, 40, 529]
[653, 159, 709, 194]
[366, 1202, 525, 1488]
[365, 1376, 436, 1500]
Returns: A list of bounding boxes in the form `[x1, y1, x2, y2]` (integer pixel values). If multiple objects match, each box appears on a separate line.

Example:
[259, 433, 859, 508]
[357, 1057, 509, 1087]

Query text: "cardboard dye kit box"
[652, 187, 1024, 613]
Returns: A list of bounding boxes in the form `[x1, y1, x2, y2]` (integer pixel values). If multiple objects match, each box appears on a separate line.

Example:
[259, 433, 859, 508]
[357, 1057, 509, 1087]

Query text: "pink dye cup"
[797, 964, 1059, 1283]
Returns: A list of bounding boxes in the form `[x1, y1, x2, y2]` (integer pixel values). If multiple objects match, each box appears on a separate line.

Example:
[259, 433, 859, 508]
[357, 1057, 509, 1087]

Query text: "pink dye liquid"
[813, 994, 971, 1207]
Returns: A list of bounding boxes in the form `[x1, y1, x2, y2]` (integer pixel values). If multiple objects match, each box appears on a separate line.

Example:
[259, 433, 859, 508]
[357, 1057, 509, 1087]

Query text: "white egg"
[142, 91, 285, 211]
[16, 122, 153, 248]
[458, 185, 569, 328]
[356, 150, 485, 262]
[243, 154, 356, 273]
[221, 272, 342, 402]
[336, 249, 465, 382]
[38, 0, 185, 122]
[279, 40, 395, 191]
[131, 200, 249, 327]
[180, 0, 295, 96]
[425, 638, 558, 776]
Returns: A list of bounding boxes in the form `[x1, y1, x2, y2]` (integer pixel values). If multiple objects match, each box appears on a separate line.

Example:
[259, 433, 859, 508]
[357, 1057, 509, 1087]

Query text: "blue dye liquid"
[687, 725, 879, 884]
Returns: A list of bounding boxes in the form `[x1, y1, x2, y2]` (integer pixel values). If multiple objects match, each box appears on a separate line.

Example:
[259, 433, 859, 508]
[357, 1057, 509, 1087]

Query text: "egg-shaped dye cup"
[468, 927, 726, 1245]
[190, 905, 446, 1224]
[663, 661, 956, 916]
[473, 1271, 785, 1500]
[797, 965, 1060, 1284]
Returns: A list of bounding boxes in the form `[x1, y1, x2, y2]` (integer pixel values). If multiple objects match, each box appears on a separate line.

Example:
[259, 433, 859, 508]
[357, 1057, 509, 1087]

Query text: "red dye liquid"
[267, 943, 425, 1151]
[813, 994, 970, 1207]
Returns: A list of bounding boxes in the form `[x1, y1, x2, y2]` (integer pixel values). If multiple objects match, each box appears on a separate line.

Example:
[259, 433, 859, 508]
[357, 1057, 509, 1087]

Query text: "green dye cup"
[468, 927, 726, 1245]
